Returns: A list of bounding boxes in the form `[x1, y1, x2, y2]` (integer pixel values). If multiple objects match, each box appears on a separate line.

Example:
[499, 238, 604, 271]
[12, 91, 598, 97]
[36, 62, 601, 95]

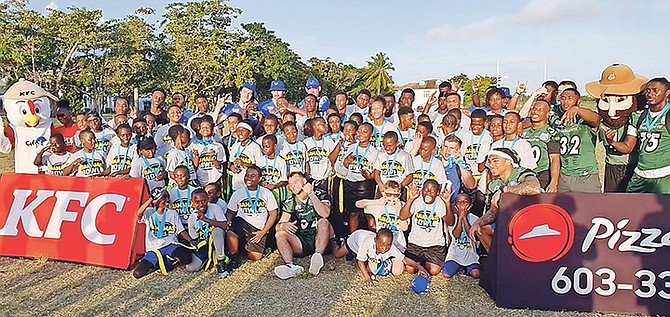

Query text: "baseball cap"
[150, 187, 168, 201]
[4, 78, 59, 101]
[305, 77, 320, 89]
[500, 87, 512, 98]
[240, 82, 257, 98]
[410, 275, 431, 294]
[269, 80, 287, 91]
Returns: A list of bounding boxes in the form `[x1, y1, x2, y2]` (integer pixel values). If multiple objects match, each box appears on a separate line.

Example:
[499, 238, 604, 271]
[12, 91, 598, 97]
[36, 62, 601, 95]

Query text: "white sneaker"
[274, 263, 304, 280]
[309, 252, 324, 275]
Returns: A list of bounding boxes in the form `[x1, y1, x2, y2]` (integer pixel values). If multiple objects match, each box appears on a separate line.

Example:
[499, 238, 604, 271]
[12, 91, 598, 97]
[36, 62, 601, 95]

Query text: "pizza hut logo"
[507, 203, 574, 262]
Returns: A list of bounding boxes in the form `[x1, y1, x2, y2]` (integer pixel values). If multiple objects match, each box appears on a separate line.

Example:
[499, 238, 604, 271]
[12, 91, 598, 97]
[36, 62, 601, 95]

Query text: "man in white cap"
[258, 80, 287, 117]
[0, 78, 58, 174]
[469, 148, 541, 252]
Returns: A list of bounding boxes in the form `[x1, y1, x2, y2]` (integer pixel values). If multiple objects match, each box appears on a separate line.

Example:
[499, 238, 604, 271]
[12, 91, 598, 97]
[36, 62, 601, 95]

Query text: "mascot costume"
[585, 63, 647, 192]
[0, 79, 57, 174]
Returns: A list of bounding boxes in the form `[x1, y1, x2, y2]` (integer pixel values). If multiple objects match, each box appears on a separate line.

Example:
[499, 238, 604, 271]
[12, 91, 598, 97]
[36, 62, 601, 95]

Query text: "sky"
[28, 0, 670, 93]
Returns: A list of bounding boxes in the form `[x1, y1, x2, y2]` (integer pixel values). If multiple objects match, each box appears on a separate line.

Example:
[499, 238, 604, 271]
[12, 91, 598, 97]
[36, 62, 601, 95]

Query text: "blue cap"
[305, 77, 320, 89]
[500, 86, 512, 98]
[269, 80, 287, 91]
[241, 82, 257, 98]
[410, 275, 431, 294]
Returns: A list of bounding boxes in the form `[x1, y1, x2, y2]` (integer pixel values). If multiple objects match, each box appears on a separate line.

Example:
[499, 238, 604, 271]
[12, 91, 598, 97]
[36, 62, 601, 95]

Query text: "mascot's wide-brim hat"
[585, 63, 647, 98]
[4, 78, 59, 101]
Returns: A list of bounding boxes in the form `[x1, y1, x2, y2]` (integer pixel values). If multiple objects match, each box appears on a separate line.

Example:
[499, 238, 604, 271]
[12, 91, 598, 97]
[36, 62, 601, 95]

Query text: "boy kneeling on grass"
[442, 194, 481, 279]
[133, 188, 193, 278]
[335, 229, 428, 286]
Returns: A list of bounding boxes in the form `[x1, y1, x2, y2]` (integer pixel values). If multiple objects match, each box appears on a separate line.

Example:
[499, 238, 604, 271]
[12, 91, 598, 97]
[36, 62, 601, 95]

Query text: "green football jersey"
[282, 188, 330, 239]
[550, 116, 599, 177]
[522, 124, 558, 174]
[597, 124, 630, 166]
[488, 167, 536, 194]
[630, 109, 670, 174]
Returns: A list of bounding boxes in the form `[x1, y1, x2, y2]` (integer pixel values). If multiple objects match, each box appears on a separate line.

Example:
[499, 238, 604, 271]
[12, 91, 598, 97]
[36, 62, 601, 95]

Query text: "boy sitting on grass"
[442, 194, 481, 279]
[133, 188, 193, 278]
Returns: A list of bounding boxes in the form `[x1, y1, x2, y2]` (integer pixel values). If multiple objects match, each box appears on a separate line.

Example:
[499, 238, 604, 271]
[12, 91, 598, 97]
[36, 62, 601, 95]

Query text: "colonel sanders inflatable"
[585, 63, 647, 192]
[0, 79, 57, 174]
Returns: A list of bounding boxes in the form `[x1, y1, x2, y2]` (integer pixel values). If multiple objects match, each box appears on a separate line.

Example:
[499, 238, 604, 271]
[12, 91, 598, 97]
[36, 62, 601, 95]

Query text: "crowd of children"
[33, 75, 670, 288]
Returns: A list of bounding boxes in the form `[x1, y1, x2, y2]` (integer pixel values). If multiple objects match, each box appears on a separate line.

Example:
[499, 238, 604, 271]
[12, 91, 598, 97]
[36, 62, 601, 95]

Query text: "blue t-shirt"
[258, 99, 278, 117]
[467, 105, 487, 114]
[222, 103, 243, 116]
[442, 157, 467, 204]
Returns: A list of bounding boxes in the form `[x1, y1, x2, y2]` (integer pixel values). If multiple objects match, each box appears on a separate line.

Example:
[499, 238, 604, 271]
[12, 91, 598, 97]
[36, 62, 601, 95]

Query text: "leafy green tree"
[306, 57, 360, 101]
[360, 52, 394, 95]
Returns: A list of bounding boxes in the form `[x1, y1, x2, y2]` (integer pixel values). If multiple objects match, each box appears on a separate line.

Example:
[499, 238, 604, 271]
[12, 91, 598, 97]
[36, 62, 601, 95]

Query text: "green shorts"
[626, 173, 670, 194]
[297, 231, 316, 257]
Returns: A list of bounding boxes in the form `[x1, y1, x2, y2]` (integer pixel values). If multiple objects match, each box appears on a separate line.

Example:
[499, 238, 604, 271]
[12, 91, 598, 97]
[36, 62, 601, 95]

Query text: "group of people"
[32, 68, 670, 285]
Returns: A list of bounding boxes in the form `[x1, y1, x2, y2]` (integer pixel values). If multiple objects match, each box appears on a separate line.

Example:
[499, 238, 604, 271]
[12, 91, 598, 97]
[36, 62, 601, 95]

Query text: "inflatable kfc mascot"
[585, 63, 647, 192]
[0, 79, 57, 174]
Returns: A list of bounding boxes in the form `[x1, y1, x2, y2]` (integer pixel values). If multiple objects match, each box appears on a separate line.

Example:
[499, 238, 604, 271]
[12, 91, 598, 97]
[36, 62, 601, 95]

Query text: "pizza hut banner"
[0, 173, 148, 269]
[480, 193, 670, 316]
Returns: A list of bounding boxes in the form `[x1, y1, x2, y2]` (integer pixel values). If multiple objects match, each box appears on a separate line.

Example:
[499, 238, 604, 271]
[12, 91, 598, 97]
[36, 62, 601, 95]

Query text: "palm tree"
[361, 52, 395, 95]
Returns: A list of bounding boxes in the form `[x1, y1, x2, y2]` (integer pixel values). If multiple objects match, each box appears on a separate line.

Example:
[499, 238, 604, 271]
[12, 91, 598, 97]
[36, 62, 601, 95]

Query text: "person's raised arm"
[400, 185, 419, 220]
[136, 196, 154, 219]
[604, 131, 637, 154]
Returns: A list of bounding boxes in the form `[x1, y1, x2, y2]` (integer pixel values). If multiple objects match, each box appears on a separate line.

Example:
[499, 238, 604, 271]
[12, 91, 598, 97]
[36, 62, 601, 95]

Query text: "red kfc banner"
[0, 173, 148, 269]
[480, 193, 670, 316]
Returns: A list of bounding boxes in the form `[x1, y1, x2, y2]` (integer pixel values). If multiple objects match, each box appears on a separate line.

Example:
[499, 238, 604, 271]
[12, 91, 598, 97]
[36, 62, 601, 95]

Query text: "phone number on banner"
[551, 266, 670, 299]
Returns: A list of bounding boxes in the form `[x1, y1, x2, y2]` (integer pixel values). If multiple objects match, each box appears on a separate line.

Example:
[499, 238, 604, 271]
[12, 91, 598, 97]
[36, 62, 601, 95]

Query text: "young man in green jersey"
[469, 148, 541, 252]
[274, 171, 335, 279]
[552, 88, 602, 193]
[522, 99, 560, 192]
[607, 78, 670, 194]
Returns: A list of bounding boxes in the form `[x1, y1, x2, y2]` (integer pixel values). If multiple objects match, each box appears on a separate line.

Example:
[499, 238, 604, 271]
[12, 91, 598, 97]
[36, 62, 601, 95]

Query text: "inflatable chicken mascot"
[0, 79, 58, 174]
[585, 63, 647, 192]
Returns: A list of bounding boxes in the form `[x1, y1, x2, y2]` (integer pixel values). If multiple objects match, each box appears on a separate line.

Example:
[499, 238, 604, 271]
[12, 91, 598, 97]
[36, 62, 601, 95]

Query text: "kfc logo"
[507, 203, 574, 262]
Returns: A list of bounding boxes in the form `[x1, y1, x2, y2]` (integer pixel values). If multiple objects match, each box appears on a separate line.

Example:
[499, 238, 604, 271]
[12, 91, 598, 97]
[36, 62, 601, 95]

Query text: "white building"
[396, 79, 441, 113]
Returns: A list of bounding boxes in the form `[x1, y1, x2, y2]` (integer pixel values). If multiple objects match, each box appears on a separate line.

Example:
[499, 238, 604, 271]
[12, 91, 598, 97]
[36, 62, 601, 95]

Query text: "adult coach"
[273, 172, 335, 279]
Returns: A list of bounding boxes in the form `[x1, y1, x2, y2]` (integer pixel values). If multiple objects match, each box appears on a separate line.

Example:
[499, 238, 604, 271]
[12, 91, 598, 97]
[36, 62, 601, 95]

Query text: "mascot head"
[4, 78, 57, 128]
[585, 64, 647, 129]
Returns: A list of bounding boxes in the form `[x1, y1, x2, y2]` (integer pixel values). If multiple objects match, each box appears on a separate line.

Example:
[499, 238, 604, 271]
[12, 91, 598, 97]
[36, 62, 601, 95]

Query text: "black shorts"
[604, 163, 634, 193]
[405, 243, 446, 267]
[343, 179, 376, 214]
[536, 170, 550, 189]
[230, 217, 267, 254]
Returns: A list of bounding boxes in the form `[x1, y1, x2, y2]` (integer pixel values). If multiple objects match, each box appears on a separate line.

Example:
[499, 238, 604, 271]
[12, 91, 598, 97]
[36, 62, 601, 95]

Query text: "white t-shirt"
[490, 137, 537, 170]
[346, 104, 369, 118]
[303, 136, 335, 180]
[165, 147, 198, 185]
[259, 155, 288, 185]
[168, 185, 199, 224]
[229, 140, 263, 190]
[214, 198, 228, 212]
[445, 213, 480, 266]
[187, 203, 227, 241]
[347, 229, 404, 262]
[279, 140, 308, 174]
[228, 186, 278, 230]
[408, 197, 447, 247]
[460, 130, 493, 176]
[394, 127, 415, 151]
[335, 143, 379, 182]
[74, 128, 115, 156]
[140, 208, 184, 251]
[65, 149, 106, 177]
[106, 143, 138, 174]
[370, 121, 395, 150]
[373, 149, 414, 184]
[41, 152, 71, 176]
[130, 156, 166, 192]
[188, 140, 226, 186]
[364, 204, 407, 251]
[154, 123, 179, 157]
[410, 156, 448, 189]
